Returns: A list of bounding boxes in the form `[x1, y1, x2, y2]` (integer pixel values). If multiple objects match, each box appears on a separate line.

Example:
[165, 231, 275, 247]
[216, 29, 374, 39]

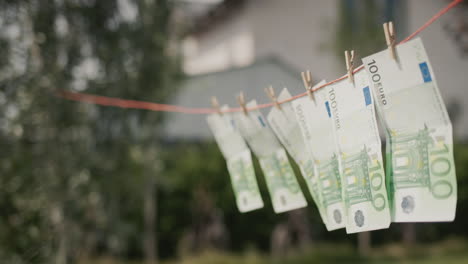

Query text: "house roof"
[162, 56, 313, 140]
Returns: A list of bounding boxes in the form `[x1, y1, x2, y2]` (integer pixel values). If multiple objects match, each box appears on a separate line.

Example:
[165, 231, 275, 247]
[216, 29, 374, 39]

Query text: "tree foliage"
[0, 0, 178, 263]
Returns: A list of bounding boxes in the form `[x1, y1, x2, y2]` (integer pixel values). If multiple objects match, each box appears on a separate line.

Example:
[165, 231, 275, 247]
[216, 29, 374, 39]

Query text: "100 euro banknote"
[233, 100, 307, 213]
[267, 87, 328, 225]
[292, 83, 346, 231]
[327, 70, 390, 233]
[207, 112, 264, 212]
[362, 37, 456, 222]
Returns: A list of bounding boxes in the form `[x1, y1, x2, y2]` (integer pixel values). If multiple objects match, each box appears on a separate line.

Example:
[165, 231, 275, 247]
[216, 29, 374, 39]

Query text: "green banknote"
[267, 87, 328, 225]
[233, 100, 307, 213]
[292, 83, 346, 231]
[362, 37, 456, 222]
[207, 111, 264, 213]
[327, 70, 390, 233]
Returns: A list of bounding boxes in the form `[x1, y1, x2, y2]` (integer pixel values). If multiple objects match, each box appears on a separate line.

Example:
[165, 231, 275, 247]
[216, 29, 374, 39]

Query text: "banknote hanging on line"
[362, 37, 457, 222]
[325, 69, 391, 233]
[292, 82, 346, 231]
[233, 100, 308, 213]
[267, 86, 328, 225]
[206, 107, 264, 213]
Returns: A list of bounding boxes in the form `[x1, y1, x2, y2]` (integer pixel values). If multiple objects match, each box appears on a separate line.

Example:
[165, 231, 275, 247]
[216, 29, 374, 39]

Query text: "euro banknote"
[267, 87, 328, 225]
[233, 100, 307, 213]
[327, 70, 390, 233]
[292, 83, 346, 231]
[362, 37, 456, 222]
[207, 110, 264, 212]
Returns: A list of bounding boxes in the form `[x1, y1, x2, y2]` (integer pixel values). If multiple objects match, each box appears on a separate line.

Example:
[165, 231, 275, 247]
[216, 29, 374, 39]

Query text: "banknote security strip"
[207, 37, 457, 233]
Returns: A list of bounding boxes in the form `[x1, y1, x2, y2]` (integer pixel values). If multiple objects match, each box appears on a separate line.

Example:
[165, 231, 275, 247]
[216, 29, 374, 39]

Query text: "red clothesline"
[57, 0, 464, 115]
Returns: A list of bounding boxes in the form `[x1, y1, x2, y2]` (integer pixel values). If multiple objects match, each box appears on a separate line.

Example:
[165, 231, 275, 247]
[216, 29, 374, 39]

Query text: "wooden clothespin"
[301, 70, 314, 100]
[264, 85, 281, 110]
[211, 96, 222, 115]
[383, 21, 396, 60]
[237, 91, 248, 115]
[345, 50, 355, 84]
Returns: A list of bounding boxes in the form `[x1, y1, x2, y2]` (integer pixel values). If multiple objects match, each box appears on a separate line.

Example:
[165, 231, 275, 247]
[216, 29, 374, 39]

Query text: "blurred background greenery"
[1, 0, 468, 263]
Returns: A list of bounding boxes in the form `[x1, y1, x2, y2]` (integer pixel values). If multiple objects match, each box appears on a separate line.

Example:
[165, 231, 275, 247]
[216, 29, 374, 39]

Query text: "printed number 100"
[430, 138, 453, 199]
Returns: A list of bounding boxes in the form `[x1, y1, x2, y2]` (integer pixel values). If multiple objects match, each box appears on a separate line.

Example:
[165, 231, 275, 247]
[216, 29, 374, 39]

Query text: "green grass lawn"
[82, 238, 468, 264]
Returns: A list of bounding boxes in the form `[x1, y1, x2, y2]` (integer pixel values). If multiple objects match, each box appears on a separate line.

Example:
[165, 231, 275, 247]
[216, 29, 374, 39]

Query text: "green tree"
[0, 0, 179, 263]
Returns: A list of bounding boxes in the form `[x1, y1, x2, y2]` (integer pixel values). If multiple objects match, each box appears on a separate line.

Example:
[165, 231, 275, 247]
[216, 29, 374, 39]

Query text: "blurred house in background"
[164, 0, 468, 140]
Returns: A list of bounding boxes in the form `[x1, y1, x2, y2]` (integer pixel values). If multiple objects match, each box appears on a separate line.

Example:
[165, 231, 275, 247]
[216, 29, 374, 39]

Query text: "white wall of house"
[183, 0, 340, 80]
[182, 7, 255, 75]
[248, 0, 339, 81]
